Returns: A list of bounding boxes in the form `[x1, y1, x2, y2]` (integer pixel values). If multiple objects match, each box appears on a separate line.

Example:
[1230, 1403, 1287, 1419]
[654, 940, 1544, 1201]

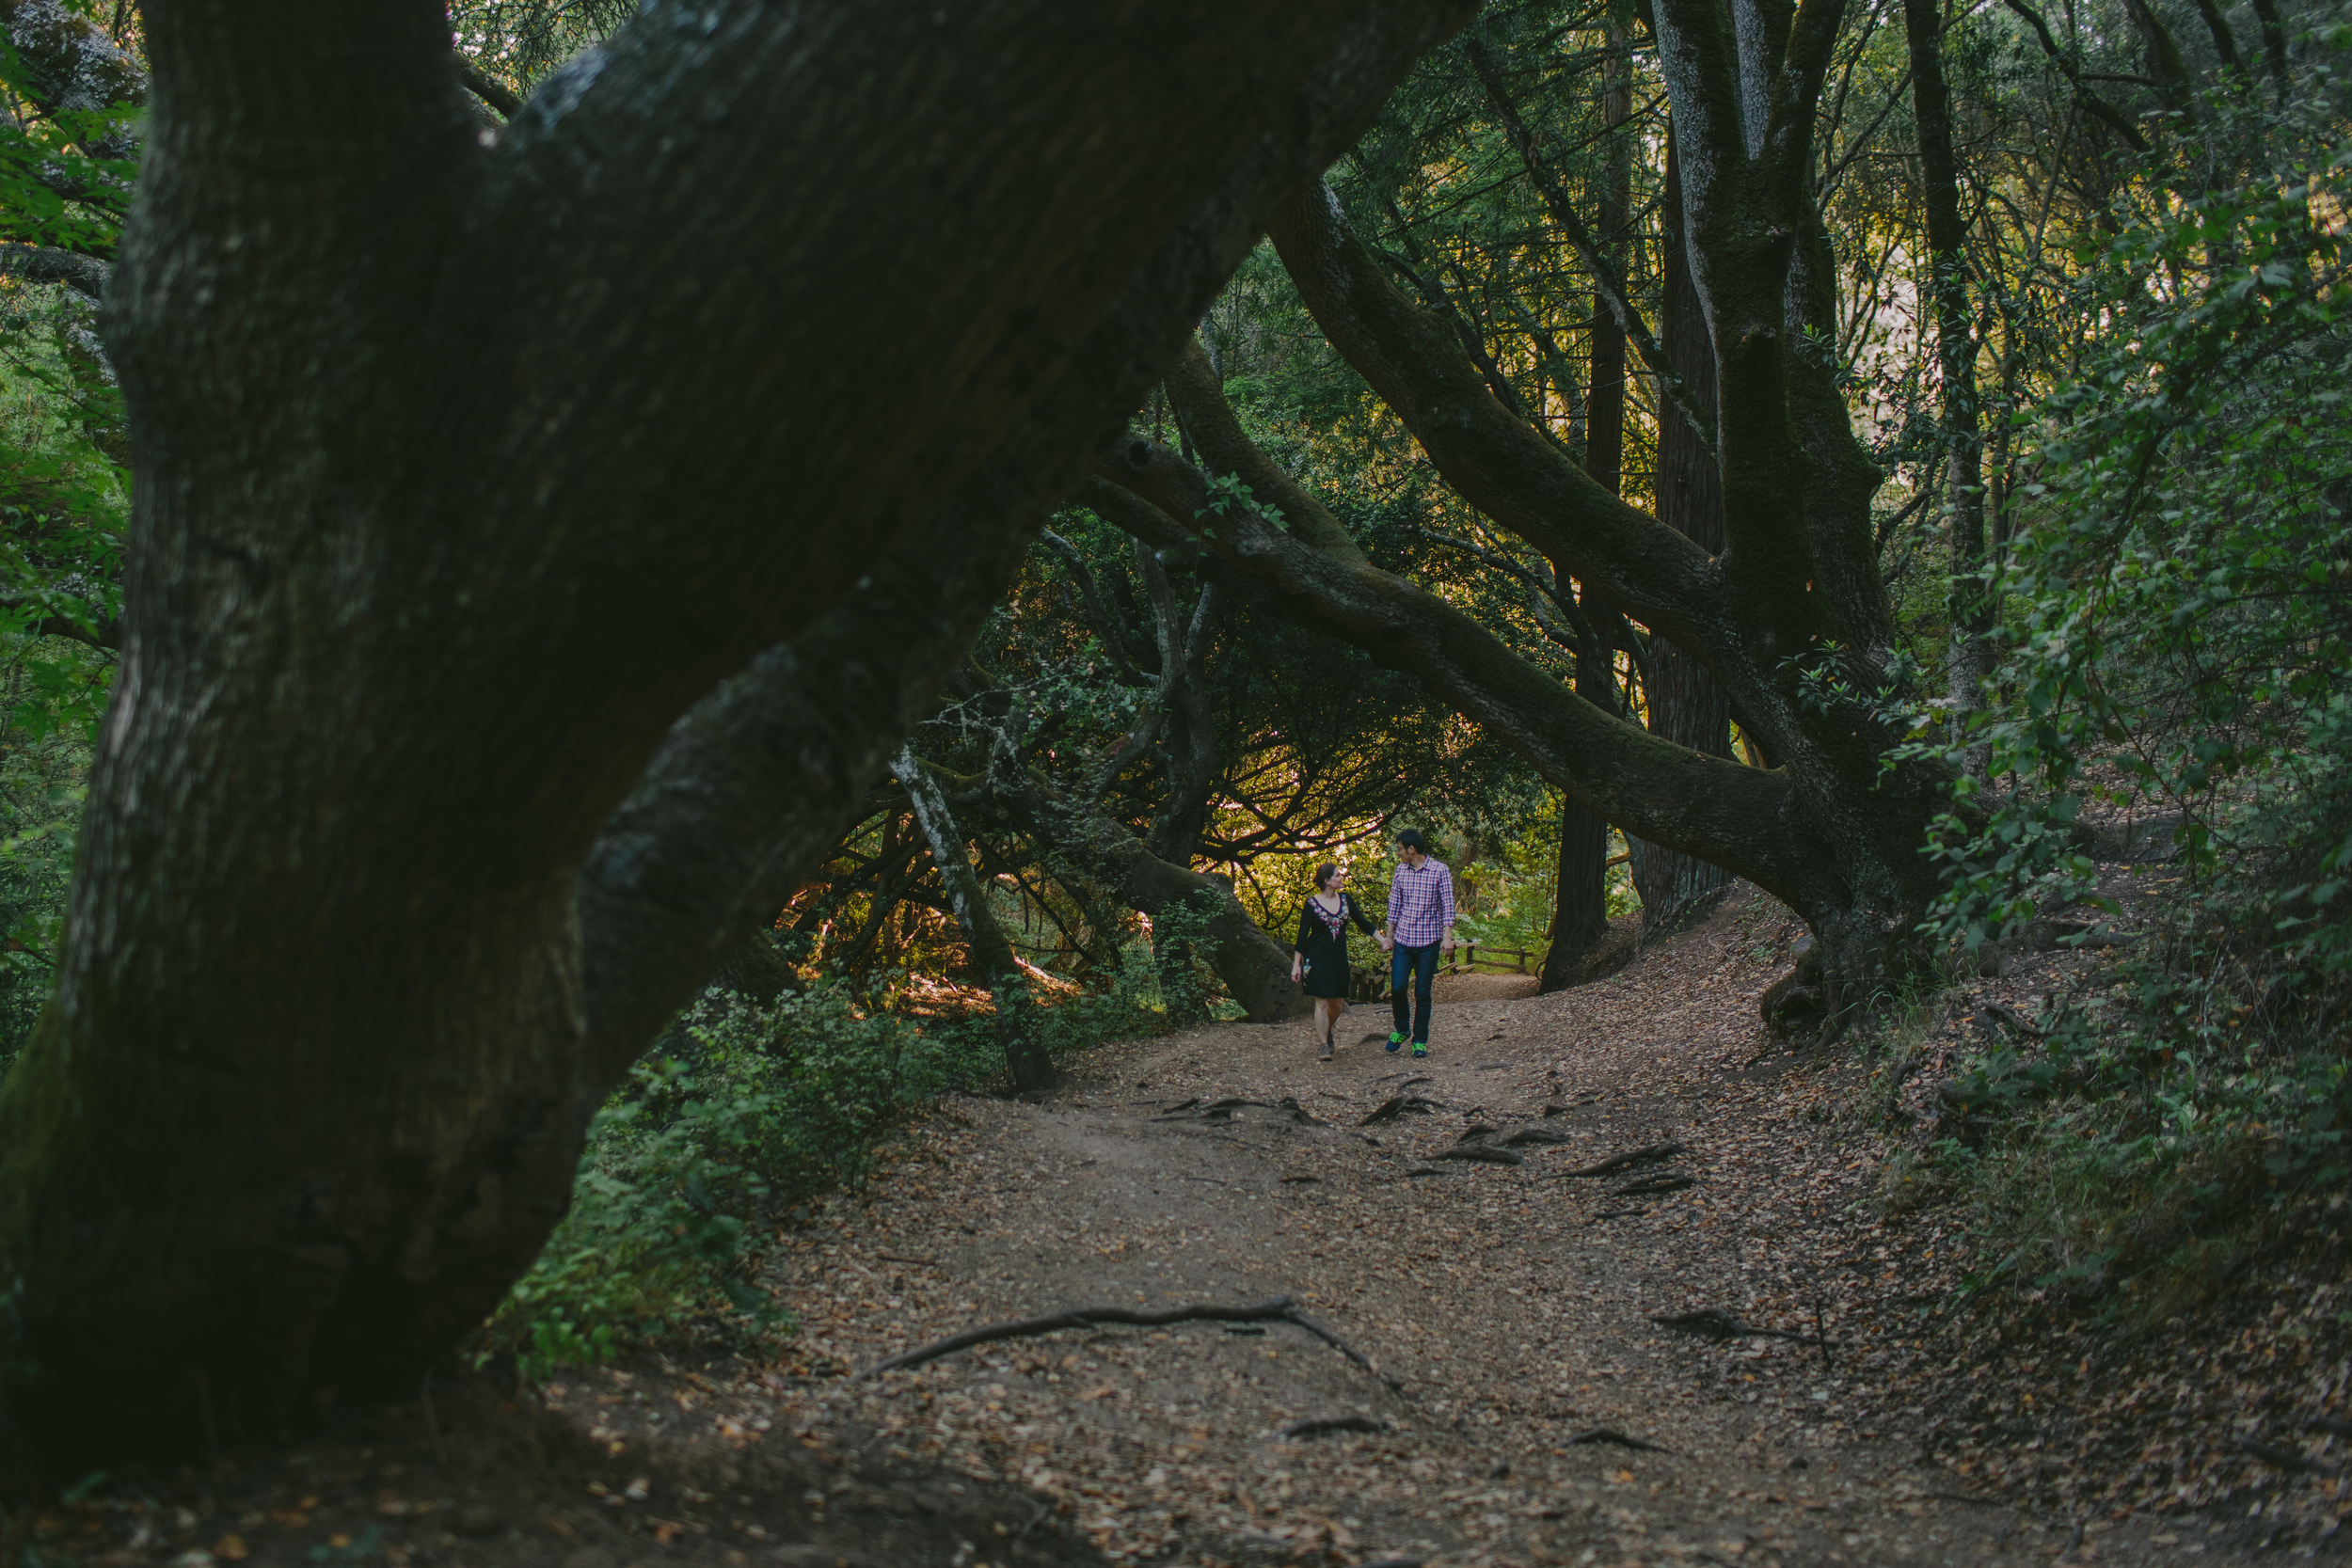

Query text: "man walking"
[1378, 829, 1456, 1056]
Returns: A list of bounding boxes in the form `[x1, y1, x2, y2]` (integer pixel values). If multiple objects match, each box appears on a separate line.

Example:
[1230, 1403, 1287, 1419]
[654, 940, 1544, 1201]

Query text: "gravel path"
[732, 891, 2252, 1567]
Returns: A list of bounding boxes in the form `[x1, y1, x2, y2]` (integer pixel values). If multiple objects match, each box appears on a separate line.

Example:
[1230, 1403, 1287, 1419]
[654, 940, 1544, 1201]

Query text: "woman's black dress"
[1294, 892, 1376, 999]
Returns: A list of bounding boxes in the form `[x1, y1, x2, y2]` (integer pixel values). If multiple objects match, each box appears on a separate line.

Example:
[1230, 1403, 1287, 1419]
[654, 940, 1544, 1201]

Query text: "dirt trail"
[701, 892, 2253, 1567]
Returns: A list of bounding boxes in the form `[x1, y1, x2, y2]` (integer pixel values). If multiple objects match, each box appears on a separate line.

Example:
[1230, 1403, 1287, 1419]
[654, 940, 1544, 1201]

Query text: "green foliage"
[1889, 135, 2352, 1328]
[487, 953, 1178, 1378]
[1917, 151, 2352, 947]
[0, 35, 135, 257]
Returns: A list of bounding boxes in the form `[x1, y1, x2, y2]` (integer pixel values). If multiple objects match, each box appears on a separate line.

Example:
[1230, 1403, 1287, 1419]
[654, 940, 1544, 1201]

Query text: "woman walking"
[1291, 863, 1376, 1060]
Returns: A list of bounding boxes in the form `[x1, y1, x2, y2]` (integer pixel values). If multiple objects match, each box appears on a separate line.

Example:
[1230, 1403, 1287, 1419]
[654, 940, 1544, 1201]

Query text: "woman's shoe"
[1386, 1033, 1405, 1053]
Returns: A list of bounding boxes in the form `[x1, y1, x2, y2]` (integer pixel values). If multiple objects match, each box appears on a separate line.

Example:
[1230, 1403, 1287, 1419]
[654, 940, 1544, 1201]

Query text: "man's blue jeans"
[1391, 942, 1440, 1044]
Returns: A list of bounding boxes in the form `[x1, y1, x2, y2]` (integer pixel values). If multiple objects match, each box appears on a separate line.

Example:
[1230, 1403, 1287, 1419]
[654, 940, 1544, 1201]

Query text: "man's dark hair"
[1394, 828, 1426, 852]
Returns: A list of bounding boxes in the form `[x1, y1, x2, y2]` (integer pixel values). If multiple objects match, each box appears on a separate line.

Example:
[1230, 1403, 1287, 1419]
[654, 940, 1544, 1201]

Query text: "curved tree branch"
[1465, 36, 1718, 464]
[1260, 182, 1725, 656]
[1093, 433, 1837, 904]
[0, 243, 110, 301]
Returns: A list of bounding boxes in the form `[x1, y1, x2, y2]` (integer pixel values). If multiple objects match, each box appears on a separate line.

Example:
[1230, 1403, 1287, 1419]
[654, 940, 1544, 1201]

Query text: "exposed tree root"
[1433, 1144, 1526, 1166]
[1650, 1307, 1828, 1347]
[1554, 1142, 1686, 1179]
[1279, 1414, 1389, 1439]
[1612, 1171, 1696, 1195]
[1565, 1428, 1671, 1452]
[860, 1297, 1406, 1397]
[1360, 1093, 1446, 1125]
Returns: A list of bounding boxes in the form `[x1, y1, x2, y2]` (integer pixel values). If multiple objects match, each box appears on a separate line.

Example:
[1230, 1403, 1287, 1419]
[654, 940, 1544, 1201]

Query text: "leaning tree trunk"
[1631, 134, 1736, 930]
[996, 774, 1308, 1024]
[0, 0, 1466, 1469]
[892, 749, 1054, 1092]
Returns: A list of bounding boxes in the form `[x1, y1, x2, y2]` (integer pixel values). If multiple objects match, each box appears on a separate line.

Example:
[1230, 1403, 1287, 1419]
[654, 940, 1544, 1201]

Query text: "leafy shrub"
[486, 950, 1175, 1378]
[1894, 135, 2352, 1326]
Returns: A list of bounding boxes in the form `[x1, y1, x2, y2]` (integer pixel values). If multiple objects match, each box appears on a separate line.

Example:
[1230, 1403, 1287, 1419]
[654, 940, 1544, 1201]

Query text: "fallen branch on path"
[1650, 1307, 1829, 1347]
[2240, 1437, 2343, 1478]
[1279, 1414, 1389, 1439]
[1611, 1171, 1695, 1196]
[1281, 1306, 1410, 1396]
[1360, 1094, 1445, 1125]
[1553, 1143, 1685, 1179]
[860, 1296, 1407, 1396]
[1498, 1126, 1576, 1148]
[1565, 1428, 1671, 1452]
[861, 1299, 1299, 1375]
[1151, 1096, 1321, 1125]
[1433, 1144, 1525, 1167]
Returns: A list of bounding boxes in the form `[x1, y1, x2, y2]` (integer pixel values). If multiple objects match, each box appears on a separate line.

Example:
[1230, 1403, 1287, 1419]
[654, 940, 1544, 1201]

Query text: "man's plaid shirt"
[1386, 858, 1455, 947]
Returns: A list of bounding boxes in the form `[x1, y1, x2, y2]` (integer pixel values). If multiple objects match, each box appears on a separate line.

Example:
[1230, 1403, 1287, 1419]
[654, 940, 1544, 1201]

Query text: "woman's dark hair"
[1394, 828, 1427, 851]
[1313, 863, 1341, 891]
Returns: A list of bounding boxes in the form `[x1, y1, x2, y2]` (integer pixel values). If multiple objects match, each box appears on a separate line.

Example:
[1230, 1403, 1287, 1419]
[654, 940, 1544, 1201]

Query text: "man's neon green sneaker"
[1411, 1044, 1429, 1057]
[1386, 1032, 1405, 1053]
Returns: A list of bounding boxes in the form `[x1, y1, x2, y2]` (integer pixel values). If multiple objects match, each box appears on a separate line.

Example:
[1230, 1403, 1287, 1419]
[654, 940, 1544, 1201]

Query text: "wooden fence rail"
[1347, 942, 1534, 1001]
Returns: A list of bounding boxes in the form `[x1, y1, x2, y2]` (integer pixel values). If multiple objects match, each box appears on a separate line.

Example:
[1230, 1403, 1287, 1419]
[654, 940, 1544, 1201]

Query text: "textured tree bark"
[1904, 0, 1991, 776]
[1631, 135, 1735, 929]
[892, 749, 1053, 1093]
[0, 0, 1468, 1465]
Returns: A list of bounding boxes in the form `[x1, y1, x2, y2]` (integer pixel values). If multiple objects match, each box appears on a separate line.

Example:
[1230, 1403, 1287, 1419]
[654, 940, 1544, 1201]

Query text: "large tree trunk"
[0, 0, 1467, 1466]
[892, 749, 1053, 1093]
[1632, 134, 1735, 929]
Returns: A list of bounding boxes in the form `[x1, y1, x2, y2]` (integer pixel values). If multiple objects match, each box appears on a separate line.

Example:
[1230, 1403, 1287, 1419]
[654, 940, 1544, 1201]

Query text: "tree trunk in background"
[1539, 786, 1613, 990]
[1540, 28, 1635, 994]
[892, 749, 1053, 1092]
[1632, 134, 1736, 931]
[1904, 0, 1991, 776]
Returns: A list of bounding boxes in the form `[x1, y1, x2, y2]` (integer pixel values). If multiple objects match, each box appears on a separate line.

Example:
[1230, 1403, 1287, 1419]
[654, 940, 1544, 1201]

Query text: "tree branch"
[1263, 183, 1725, 657]
[1999, 0, 2153, 150]
[1465, 37, 1719, 465]
[1039, 530, 1152, 687]
[457, 57, 523, 119]
[0, 244, 110, 301]
[1092, 434, 1836, 903]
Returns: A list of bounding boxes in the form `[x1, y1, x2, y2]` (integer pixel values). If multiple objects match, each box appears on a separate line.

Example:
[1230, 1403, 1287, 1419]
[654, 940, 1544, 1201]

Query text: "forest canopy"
[0, 0, 2347, 1468]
